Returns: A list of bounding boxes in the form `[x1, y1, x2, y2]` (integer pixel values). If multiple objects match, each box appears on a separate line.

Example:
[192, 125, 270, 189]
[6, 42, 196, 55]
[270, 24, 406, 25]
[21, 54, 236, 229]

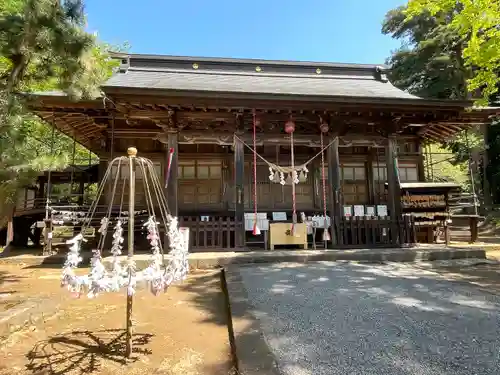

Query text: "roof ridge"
[125, 66, 377, 81]
[111, 52, 388, 70]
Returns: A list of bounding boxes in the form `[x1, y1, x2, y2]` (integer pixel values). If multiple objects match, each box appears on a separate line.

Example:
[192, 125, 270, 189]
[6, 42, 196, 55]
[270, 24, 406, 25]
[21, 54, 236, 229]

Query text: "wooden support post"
[6, 218, 14, 247]
[469, 216, 479, 243]
[327, 135, 342, 246]
[417, 142, 426, 182]
[234, 135, 245, 248]
[125, 147, 136, 358]
[166, 132, 179, 217]
[43, 215, 53, 255]
[78, 177, 85, 205]
[366, 148, 375, 205]
[98, 159, 108, 206]
[386, 135, 402, 245]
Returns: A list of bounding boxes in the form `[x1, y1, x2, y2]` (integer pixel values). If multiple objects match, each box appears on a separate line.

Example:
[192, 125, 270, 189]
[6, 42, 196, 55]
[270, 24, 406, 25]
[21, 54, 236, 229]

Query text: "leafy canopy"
[405, 0, 500, 105]
[382, 5, 469, 100]
[0, 0, 119, 227]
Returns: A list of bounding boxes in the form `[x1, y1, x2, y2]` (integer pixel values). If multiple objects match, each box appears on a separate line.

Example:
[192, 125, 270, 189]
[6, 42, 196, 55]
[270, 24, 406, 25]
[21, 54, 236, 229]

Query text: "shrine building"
[20, 53, 499, 252]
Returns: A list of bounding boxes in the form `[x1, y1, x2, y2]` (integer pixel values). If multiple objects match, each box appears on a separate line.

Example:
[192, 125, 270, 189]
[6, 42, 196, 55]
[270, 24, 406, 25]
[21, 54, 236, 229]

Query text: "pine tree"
[0, 0, 118, 227]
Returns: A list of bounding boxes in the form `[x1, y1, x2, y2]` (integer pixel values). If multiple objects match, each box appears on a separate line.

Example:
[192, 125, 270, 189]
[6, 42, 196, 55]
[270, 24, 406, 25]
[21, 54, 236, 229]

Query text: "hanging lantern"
[285, 120, 295, 134]
[320, 122, 329, 133]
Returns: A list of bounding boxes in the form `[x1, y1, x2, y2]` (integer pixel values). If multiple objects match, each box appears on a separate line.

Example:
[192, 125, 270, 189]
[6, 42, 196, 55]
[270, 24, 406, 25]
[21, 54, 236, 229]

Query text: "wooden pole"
[125, 146, 137, 358]
[234, 135, 245, 248]
[386, 135, 402, 245]
[327, 135, 342, 246]
[166, 132, 179, 217]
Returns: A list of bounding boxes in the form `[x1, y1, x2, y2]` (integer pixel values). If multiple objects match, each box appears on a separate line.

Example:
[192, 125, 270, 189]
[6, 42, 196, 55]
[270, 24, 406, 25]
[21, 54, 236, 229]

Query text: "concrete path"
[227, 262, 500, 375]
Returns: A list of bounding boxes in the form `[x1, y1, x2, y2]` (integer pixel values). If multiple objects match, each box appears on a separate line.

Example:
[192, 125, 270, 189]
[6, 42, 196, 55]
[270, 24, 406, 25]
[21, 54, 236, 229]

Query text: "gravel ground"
[237, 262, 500, 375]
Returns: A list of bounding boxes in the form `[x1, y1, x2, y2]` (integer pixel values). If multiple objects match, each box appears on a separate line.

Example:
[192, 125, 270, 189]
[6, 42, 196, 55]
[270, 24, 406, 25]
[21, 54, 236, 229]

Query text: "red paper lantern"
[320, 122, 329, 133]
[285, 120, 295, 134]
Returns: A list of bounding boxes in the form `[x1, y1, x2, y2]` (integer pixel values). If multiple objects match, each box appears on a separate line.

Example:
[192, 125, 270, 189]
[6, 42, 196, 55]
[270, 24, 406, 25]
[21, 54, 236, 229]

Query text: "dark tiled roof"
[103, 53, 421, 100]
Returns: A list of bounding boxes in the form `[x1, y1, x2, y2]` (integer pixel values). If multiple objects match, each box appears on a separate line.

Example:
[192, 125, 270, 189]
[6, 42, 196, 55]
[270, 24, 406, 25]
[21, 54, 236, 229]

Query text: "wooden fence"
[179, 216, 243, 252]
[336, 216, 416, 247]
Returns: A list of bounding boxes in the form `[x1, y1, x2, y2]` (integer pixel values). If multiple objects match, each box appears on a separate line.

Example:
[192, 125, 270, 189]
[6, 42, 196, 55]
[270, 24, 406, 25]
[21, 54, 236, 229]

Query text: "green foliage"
[0, 0, 120, 227]
[382, 4, 473, 187]
[426, 143, 470, 190]
[405, 0, 500, 105]
[486, 120, 500, 203]
[382, 6, 469, 99]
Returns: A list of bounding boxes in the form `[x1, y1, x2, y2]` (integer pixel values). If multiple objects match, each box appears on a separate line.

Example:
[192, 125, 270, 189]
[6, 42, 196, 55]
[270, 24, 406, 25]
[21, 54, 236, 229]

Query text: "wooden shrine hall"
[26, 53, 499, 252]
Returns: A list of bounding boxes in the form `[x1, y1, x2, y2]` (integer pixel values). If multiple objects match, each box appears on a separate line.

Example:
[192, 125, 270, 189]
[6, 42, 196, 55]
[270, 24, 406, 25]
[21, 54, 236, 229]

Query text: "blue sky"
[85, 0, 406, 64]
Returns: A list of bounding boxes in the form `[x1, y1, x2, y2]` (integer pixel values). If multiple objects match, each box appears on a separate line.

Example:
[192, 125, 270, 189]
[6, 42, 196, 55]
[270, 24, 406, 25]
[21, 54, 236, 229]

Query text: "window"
[372, 162, 419, 204]
[372, 163, 419, 182]
[341, 164, 366, 181]
[341, 163, 367, 205]
[399, 164, 419, 182]
[373, 164, 387, 181]
[178, 160, 222, 179]
[178, 160, 223, 207]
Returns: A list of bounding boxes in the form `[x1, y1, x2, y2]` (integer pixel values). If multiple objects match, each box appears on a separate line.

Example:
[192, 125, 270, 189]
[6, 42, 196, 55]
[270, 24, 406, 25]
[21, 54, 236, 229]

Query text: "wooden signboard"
[401, 194, 446, 209]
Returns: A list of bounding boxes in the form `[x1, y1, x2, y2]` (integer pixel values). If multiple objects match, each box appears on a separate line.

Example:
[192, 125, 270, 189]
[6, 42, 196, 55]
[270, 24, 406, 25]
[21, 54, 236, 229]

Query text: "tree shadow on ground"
[177, 271, 230, 326]
[0, 270, 23, 307]
[0, 270, 23, 287]
[177, 262, 500, 375]
[233, 261, 500, 374]
[25, 328, 153, 375]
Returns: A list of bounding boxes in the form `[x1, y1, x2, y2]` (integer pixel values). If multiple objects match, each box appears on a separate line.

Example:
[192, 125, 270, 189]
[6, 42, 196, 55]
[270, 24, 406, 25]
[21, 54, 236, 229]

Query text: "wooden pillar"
[78, 177, 85, 205]
[37, 180, 44, 198]
[6, 215, 14, 247]
[386, 134, 402, 245]
[366, 148, 375, 205]
[234, 135, 245, 248]
[166, 132, 179, 217]
[417, 142, 426, 182]
[469, 216, 479, 243]
[327, 135, 342, 246]
[98, 159, 108, 205]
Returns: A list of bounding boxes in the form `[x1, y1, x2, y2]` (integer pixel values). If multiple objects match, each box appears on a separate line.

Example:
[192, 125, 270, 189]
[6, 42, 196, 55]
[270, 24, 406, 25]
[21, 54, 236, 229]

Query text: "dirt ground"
[0, 264, 234, 375]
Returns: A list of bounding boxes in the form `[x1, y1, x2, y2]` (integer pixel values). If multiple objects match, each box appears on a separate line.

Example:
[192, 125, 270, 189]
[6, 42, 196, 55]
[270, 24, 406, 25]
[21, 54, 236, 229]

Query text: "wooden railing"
[337, 216, 416, 247]
[179, 216, 243, 252]
[14, 198, 45, 214]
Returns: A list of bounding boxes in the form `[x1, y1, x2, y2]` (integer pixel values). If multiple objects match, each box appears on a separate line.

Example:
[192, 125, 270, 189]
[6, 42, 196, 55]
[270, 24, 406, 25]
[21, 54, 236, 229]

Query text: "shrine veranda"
[18, 53, 500, 252]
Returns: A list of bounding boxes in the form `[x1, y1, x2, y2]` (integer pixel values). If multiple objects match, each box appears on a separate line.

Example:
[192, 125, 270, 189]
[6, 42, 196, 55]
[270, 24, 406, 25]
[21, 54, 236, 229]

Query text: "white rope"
[234, 134, 338, 172]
